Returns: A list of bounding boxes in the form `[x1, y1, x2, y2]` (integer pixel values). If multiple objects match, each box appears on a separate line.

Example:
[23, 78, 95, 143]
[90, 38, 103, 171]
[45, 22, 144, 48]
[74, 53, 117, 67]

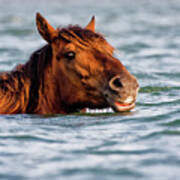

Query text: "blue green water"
[0, 0, 180, 179]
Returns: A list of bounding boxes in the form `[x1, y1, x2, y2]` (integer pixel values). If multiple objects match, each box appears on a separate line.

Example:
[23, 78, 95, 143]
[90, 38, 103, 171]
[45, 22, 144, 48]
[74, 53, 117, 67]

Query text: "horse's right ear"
[85, 16, 95, 32]
[36, 13, 58, 43]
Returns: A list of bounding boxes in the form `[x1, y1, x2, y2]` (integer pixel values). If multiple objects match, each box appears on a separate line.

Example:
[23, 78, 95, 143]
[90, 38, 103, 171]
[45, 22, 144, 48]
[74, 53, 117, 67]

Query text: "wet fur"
[0, 21, 137, 114]
[0, 45, 52, 114]
[0, 26, 111, 114]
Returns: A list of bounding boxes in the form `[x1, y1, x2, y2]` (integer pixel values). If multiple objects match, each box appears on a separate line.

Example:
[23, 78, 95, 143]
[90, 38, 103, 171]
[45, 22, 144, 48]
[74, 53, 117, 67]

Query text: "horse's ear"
[85, 16, 95, 32]
[36, 12, 58, 43]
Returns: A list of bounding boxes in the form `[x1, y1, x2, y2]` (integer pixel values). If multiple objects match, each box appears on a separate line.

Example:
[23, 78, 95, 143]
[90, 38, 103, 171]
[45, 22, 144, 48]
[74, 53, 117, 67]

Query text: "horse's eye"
[64, 51, 76, 60]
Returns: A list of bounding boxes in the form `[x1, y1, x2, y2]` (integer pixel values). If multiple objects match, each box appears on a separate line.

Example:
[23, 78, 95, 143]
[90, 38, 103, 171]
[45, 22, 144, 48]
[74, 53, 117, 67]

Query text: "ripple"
[83, 148, 161, 156]
[140, 130, 180, 141]
[163, 119, 180, 127]
[0, 0, 180, 180]
[0, 134, 64, 143]
[139, 86, 173, 93]
[1, 28, 33, 36]
[61, 167, 144, 179]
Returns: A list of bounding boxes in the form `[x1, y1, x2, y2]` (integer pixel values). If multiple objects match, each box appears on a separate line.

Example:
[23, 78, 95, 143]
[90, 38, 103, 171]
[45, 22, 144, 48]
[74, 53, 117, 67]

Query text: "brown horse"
[0, 13, 139, 114]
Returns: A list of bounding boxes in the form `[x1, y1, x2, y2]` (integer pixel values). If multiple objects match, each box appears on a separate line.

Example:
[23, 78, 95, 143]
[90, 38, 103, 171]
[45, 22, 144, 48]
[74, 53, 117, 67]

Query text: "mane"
[60, 25, 103, 40]
[58, 25, 114, 56]
[23, 44, 52, 112]
[58, 25, 105, 48]
[0, 44, 52, 113]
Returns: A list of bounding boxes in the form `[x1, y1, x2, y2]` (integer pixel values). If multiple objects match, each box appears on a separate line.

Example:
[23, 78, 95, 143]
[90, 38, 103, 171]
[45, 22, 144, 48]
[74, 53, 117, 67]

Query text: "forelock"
[58, 26, 104, 47]
[57, 25, 114, 55]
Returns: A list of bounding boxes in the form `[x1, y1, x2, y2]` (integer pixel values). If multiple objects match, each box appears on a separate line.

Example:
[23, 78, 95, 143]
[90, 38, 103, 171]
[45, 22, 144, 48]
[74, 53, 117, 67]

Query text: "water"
[0, 0, 180, 179]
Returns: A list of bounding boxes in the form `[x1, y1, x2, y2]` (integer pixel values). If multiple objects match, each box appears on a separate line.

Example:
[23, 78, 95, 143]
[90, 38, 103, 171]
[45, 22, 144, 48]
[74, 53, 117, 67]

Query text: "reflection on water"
[0, 0, 180, 180]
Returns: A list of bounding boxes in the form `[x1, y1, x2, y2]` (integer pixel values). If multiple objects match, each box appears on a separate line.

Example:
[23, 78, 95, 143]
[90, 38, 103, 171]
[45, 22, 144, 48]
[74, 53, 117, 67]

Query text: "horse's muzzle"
[104, 74, 139, 112]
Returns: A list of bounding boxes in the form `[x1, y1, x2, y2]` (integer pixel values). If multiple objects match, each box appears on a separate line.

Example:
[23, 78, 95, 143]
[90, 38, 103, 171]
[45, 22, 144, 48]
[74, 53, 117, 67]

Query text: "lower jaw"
[80, 103, 135, 114]
[84, 107, 114, 114]
[112, 102, 135, 112]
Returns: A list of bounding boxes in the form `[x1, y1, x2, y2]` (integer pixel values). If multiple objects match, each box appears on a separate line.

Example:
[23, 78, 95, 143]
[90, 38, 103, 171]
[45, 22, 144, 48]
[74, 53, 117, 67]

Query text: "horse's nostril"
[104, 93, 108, 98]
[109, 76, 123, 92]
[112, 78, 123, 88]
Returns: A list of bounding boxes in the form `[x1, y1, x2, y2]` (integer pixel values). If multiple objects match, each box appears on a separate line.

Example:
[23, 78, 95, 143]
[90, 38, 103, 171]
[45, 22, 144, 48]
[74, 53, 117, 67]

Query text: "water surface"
[0, 0, 180, 179]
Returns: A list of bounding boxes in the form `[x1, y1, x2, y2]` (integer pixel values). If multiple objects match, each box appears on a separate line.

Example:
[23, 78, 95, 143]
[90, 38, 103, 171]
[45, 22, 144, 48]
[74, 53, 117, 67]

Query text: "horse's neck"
[35, 67, 65, 114]
[0, 70, 31, 114]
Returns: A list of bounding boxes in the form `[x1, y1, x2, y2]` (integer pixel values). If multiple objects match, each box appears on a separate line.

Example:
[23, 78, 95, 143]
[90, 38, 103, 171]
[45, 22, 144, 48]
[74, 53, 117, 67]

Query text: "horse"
[0, 13, 139, 114]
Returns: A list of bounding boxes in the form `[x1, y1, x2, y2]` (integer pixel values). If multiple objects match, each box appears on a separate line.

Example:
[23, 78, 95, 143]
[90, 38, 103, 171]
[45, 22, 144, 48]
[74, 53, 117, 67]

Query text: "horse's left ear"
[36, 12, 58, 43]
[85, 16, 95, 32]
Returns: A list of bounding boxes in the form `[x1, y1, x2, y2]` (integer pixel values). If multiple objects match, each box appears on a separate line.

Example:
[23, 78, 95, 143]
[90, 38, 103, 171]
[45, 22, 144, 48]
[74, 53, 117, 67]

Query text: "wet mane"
[58, 26, 105, 48]
[58, 25, 114, 56]
[60, 25, 104, 40]
[0, 44, 52, 113]
[24, 45, 52, 112]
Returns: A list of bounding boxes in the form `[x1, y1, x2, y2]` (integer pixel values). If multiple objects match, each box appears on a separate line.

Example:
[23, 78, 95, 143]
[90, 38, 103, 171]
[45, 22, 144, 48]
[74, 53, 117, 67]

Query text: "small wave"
[139, 86, 177, 93]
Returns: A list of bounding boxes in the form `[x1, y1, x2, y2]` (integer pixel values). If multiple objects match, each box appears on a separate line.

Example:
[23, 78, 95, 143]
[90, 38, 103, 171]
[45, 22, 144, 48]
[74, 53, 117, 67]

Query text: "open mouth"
[85, 108, 114, 114]
[79, 97, 136, 114]
[113, 101, 135, 112]
[80, 102, 135, 114]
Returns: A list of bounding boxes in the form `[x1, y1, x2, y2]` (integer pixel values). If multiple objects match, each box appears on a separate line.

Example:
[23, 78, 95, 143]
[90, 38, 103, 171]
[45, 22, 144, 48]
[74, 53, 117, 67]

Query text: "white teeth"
[85, 108, 113, 114]
[124, 96, 134, 104]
